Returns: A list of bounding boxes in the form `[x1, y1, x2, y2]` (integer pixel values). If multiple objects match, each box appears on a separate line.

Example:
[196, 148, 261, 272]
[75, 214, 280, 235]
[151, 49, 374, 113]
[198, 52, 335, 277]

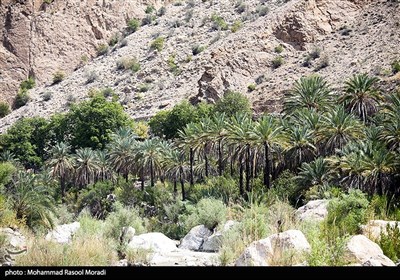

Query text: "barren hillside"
[1, 0, 399, 133]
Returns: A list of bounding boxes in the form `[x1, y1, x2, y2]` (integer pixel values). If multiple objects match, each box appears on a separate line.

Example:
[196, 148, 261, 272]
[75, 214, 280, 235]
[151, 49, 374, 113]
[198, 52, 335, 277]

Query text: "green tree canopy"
[214, 91, 251, 117]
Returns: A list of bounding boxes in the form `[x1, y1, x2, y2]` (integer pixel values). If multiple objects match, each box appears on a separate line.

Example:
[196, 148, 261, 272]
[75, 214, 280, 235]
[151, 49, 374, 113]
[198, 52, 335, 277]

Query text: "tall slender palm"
[340, 73, 382, 122]
[163, 148, 189, 200]
[226, 113, 255, 195]
[252, 115, 285, 188]
[380, 91, 400, 152]
[283, 125, 317, 171]
[46, 142, 74, 201]
[193, 118, 214, 178]
[283, 75, 334, 114]
[317, 106, 364, 155]
[73, 148, 100, 187]
[136, 138, 165, 187]
[96, 150, 112, 182]
[178, 123, 199, 187]
[209, 113, 228, 176]
[107, 129, 137, 182]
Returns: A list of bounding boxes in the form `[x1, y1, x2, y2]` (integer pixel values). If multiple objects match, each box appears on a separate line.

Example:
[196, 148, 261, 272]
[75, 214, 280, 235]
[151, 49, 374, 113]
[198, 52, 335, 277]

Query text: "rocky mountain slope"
[1, 0, 399, 133]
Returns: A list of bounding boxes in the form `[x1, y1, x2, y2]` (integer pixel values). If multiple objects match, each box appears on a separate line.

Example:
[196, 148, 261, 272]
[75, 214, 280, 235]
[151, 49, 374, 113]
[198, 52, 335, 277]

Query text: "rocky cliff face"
[0, 0, 399, 133]
[0, 0, 170, 104]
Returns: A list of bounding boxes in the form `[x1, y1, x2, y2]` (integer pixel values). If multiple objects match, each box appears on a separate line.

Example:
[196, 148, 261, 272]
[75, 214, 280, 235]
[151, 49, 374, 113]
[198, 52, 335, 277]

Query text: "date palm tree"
[46, 142, 73, 202]
[136, 138, 165, 187]
[163, 148, 189, 200]
[73, 147, 100, 187]
[340, 73, 382, 122]
[296, 157, 334, 193]
[284, 75, 334, 114]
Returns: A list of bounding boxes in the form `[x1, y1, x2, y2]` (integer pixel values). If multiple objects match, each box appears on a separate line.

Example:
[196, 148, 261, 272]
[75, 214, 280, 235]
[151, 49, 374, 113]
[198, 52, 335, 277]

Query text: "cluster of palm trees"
[45, 73, 399, 202]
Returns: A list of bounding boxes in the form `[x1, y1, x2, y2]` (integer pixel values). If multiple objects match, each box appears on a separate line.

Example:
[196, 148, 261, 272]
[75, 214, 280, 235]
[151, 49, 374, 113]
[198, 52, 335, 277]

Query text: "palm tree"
[8, 170, 56, 230]
[226, 113, 255, 195]
[46, 142, 74, 201]
[252, 115, 285, 188]
[296, 157, 334, 192]
[283, 75, 334, 114]
[283, 125, 317, 171]
[379, 91, 400, 152]
[96, 150, 112, 182]
[209, 113, 228, 176]
[107, 127, 138, 182]
[317, 106, 364, 155]
[73, 148, 100, 187]
[340, 73, 382, 122]
[163, 148, 189, 200]
[178, 123, 199, 187]
[136, 138, 165, 187]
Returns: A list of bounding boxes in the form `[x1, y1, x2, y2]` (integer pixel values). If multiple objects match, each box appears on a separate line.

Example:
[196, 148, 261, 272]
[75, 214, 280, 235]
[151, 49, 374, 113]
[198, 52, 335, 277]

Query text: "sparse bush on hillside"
[52, 70, 65, 85]
[108, 33, 119, 47]
[85, 70, 98, 84]
[127, 18, 140, 33]
[256, 5, 269, 16]
[145, 5, 155, 14]
[247, 84, 256, 92]
[138, 83, 150, 92]
[275, 44, 284, 53]
[13, 91, 30, 109]
[309, 47, 321, 59]
[192, 45, 205, 55]
[117, 57, 140, 73]
[167, 55, 181, 75]
[96, 44, 109, 56]
[214, 90, 251, 117]
[119, 38, 128, 47]
[392, 60, 400, 74]
[235, 1, 247, 14]
[230, 20, 242, 33]
[150, 36, 165, 52]
[157, 6, 167, 16]
[314, 56, 329, 71]
[272, 56, 284, 69]
[142, 15, 155, 26]
[0, 102, 11, 118]
[211, 13, 228, 31]
[42, 92, 52, 101]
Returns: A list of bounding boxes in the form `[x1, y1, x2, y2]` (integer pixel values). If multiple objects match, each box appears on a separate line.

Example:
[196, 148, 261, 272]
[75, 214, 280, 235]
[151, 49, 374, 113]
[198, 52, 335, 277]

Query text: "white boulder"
[0, 228, 26, 250]
[295, 200, 328, 222]
[45, 222, 80, 244]
[202, 220, 238, 252]
[179, 225, 212, 251]
[128, 232, 177, 253]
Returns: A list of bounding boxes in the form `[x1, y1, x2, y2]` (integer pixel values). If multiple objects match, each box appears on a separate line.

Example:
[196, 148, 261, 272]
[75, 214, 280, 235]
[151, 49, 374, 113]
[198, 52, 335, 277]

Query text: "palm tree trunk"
[140, 169, 145, 191]
[124, 172, 129, 183]
[264, 142, 270, 188]
[150, 160, 154, 187]
[173, 176, 177, 199]
[190, 148, 194, 187]
[239, 154, 244, 197]
[245, 144, 251, 192]
[204, 143, 209, 177]
[180, 167, 185, 201]
[218, 139, 223, 176]
[60, 176, 66, 203]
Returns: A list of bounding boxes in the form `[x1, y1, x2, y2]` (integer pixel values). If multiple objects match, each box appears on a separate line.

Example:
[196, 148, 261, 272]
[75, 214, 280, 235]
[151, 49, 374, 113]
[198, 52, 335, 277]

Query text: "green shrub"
[274, 44, 284, 53]
[379, 223, 400, 262]
[211, 14, 228, 31]
[188, 176, 240, 204]
[314, 56, 329, 71]
[43, 0, 53, 4]
[97, 44, 109, 56]
[183, 198, 227, 231]
[230, 20, 242, 33]
[309, 47, 321, 59]
[138, 83, 150, 92]
[192, 45, 205, 55]
[142, 15, 155, 25]
[85, 70, 98, 84]
[214, 90, 251, 117]
[167, 55, 180, 75]
[14, 91, 30, 109]
[52, 70, 65, 84]
[145, 5, 155, 14]
[150, 37, 165, 52]
[0, 102, 11, 117]
[117, 57, 140, 73]
[247, 84, 256, 92]
[256, 5, 269, 16]
[101, 87, 115, 98]
[272, 56, 284, 69]
[325, 189, 369, 237]
[76, 181, 116, 219]
[392, 60, 400, 74]
[103, 203, 146, 243]
[108, 33, 119, 47]
[20, 77, 35, 91]
[127, 18, 140, 33]
[54, 204, 74, 225]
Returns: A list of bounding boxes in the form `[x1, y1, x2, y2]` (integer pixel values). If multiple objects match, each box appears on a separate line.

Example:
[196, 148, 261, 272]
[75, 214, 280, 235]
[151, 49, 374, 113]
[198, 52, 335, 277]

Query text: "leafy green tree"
[0, 162, 16, 189]
[65, 95, 134, 150]
[0, 117, 50, 169]
[214, 91, 251, 117]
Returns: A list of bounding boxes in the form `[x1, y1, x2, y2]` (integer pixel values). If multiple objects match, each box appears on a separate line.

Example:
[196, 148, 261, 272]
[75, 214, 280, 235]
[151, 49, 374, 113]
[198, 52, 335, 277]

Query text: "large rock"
[0, 228, 26, 250]
[202, 220, 238, 252]
[120, 226, 136, 244]
[236, 230, 311, 266]
[128, 232, 177, 253]
[295, 200, 329, 222]
[149, 249, 219, 266]
[45, 222, 80, 244]
[344, 235, 395, 266]
[179, 225, 212, 251]
[361, 220, 400, 241]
